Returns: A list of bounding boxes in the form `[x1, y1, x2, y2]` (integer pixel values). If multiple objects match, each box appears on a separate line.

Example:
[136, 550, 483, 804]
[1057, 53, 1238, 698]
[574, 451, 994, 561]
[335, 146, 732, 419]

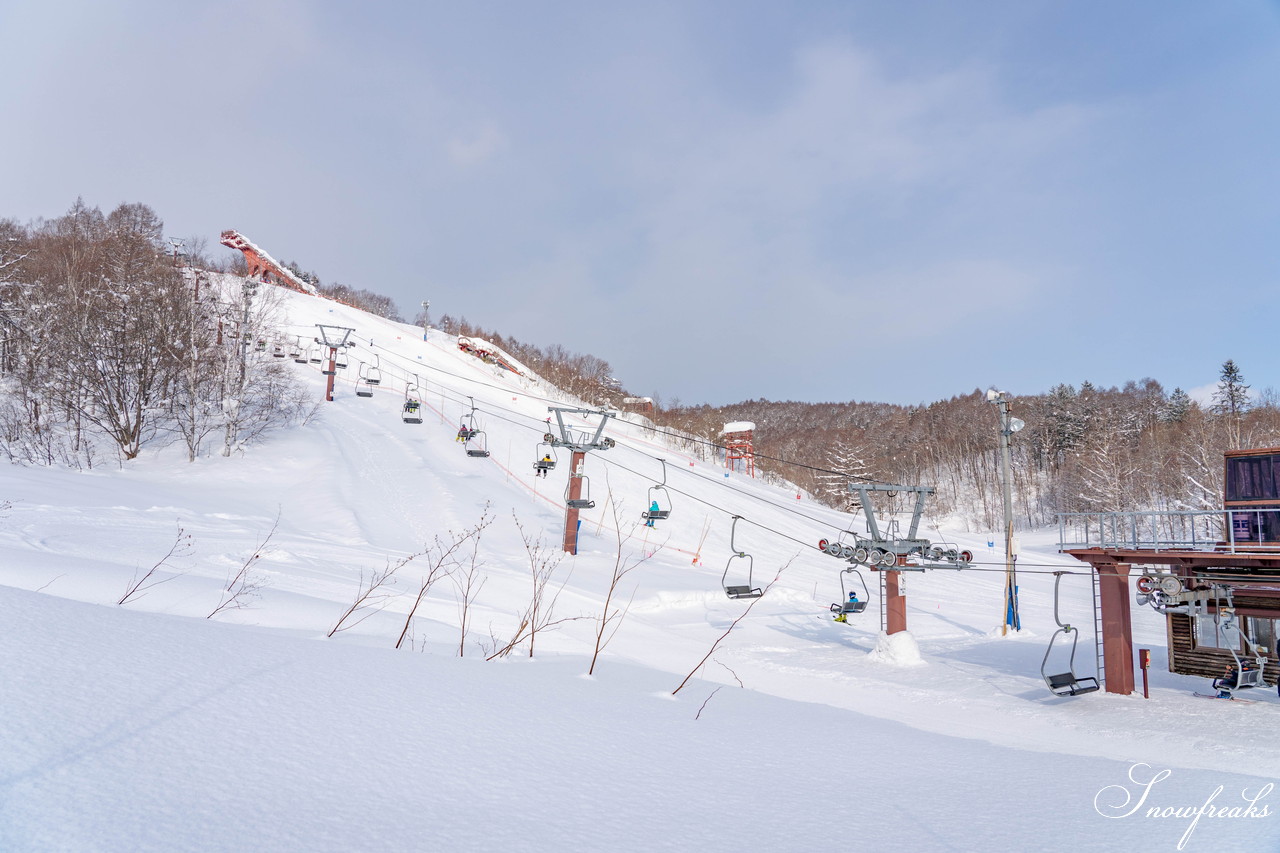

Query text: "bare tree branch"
[671, 556, 794, 696]
[118, 523, 192, 606]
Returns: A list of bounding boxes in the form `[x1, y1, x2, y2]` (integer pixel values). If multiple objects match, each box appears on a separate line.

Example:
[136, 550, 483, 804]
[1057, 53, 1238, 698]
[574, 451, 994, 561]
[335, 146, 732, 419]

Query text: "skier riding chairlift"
[833, 590, 859, 623]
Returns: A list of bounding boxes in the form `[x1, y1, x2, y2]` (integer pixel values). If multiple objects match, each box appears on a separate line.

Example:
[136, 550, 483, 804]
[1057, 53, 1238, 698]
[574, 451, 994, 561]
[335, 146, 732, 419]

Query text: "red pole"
[884, 569, 907, 634]
[1139, 648, 1151, 699]
[324, 346, 337, 402]
[563, 450, 586, 554]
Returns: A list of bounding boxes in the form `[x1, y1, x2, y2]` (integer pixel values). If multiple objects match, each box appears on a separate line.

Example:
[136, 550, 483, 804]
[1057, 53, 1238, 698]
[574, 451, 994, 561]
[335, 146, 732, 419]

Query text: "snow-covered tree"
[1162, 387, 1193, 423]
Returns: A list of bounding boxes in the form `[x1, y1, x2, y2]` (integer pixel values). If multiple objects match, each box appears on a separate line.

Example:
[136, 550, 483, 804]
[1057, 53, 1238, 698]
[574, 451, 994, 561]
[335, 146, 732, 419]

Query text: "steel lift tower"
[545, 407, 616, 554]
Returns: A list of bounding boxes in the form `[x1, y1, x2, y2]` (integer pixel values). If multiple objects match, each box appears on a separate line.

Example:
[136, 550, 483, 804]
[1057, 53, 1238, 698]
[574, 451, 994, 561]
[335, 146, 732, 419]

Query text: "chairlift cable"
[328, 338, 1094, 575]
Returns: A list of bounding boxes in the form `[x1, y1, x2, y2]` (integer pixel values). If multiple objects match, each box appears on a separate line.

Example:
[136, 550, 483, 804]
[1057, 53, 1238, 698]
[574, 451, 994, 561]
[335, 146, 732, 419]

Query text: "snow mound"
[868, 631, 926, 667]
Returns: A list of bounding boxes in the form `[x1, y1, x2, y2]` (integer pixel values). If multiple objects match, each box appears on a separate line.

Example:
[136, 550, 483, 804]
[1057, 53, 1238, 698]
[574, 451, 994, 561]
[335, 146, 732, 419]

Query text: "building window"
[1249, 617, 1278, 659]
[1226, 456, 1280, 501]
[1195, 615, 1231, 650]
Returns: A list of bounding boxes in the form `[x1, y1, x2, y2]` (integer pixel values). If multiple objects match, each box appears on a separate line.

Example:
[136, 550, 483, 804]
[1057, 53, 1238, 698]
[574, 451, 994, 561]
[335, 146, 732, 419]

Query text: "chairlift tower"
[315, 325, 354, 402]
[545, 407, 616, 554]
[816, 482, 974, 635]
[721, 422, 756, 478]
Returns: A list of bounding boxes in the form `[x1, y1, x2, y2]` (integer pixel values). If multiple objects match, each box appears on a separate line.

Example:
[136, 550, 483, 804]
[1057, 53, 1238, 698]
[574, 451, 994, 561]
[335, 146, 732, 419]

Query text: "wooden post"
[884, 570, 907, 634]
[563, 450, 586, 555]
[1095, 560, 1136, 695]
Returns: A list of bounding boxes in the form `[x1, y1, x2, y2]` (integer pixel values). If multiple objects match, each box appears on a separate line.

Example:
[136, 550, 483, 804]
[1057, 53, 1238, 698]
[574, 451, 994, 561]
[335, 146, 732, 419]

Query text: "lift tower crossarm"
[545, 407, 616, 453]
[852, 484, 935, 542]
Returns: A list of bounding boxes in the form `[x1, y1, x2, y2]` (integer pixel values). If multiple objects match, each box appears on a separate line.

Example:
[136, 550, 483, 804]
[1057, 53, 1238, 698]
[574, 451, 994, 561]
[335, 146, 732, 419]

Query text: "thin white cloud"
[447, 124, 508, 167]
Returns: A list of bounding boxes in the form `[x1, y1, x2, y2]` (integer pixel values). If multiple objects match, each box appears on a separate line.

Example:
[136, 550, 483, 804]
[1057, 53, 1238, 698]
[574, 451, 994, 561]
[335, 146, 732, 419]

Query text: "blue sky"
[3, 1, 1279, 406]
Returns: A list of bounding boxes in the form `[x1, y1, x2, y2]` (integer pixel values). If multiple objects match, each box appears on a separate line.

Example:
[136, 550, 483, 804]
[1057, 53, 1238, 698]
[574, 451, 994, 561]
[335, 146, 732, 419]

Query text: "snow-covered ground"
[2, 289, 1276, 851]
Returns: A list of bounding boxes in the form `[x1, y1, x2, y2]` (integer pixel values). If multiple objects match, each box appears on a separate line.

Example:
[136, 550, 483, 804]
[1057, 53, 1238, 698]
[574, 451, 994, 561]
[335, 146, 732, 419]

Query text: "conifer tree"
[1213, 359, 1250, 448]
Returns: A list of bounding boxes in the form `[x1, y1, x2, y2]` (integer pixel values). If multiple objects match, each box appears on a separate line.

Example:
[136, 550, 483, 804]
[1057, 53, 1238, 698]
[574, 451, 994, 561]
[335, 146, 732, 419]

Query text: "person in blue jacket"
[645, 500, 660, 527]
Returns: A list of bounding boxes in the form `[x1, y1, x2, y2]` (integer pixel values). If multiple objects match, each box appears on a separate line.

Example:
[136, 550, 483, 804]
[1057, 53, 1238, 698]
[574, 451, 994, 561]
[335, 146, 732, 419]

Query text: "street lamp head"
[986, 388, 1002, 402]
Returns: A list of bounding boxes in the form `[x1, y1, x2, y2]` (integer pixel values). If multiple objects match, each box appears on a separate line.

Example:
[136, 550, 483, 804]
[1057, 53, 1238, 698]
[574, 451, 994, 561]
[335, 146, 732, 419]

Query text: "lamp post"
[420, 300, 430, 341]
[987, 388, 1024, 634]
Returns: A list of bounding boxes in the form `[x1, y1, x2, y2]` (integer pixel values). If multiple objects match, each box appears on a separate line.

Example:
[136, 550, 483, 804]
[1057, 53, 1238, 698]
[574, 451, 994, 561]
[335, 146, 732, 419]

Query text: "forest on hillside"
[0, 201, 313, 466]
[657, 370, 1275, 530]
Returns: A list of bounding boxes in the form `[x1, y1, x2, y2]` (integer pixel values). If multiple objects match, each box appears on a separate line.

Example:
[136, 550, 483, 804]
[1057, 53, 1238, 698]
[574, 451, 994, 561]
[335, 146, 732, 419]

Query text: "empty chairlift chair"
[722, 516, 762, 599]
[465, 430, 491, 458]
[1041, 573, 1100, 697]
[356, 360, 381, 397]
[565, 472, 595, 509]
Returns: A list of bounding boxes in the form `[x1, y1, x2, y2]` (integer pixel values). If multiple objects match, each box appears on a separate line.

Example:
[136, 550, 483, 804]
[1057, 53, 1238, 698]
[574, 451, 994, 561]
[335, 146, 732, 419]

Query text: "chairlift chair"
[829, 568, 870, 618]
[402, 382, 423, 424]
[296, 345, 313, 365]
[357, 361, 381, 395]
[308, 344, 323, 364]
[1211, 606, 1268, 698]
[722, 516, 762, 599]
[1041, 573, 1100, 697]
[465, 430, 491, 458]
[271, 343, 286, 358]
[565, 473, 595, 509]
[458, 397, 482, 443]
[533, 442, 558, 475]
[641, 459, 673, 523]
[335, 350, 349, 370]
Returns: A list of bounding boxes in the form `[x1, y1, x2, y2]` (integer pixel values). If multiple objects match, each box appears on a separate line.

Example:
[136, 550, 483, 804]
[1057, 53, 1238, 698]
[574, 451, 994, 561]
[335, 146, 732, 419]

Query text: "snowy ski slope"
[1, 287, 1277, 851]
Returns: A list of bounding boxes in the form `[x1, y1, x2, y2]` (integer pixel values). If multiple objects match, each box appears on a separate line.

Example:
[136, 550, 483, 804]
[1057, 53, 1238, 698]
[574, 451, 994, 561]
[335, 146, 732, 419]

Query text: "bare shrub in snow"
[487, 513, 579, 660]
[451, 512, 492, 657]
[328, 553, 419, 638]
[588, 486, 654, 675]
[395, 506, 494, 650]
[118, 523, 192, 606]
[208, 513, 278, 619]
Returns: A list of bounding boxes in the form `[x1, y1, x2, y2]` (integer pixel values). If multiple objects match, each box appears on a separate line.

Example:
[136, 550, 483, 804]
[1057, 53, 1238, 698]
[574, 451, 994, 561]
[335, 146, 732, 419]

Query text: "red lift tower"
[545, 407, 616, 554]
[722, 422, 756, 478]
